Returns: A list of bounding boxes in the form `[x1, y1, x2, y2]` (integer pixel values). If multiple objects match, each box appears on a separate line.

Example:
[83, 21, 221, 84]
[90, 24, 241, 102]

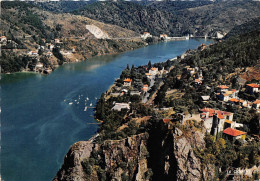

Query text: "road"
[142, 75, 155, 103]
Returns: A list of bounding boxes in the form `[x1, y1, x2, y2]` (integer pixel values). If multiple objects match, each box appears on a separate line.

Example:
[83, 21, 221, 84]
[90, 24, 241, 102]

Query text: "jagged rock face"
[172, 128, 215, 181]
[53, 141, 94, 181]
[53, 133, 149, 181]
[54, 126, 214, 181]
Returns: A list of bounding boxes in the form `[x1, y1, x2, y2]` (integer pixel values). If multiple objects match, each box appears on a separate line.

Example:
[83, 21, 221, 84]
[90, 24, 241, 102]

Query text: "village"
[95, 42, 259, 147]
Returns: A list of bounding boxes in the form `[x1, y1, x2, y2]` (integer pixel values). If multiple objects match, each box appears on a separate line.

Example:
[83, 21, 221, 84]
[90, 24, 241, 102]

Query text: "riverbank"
[1, 39, 213, 181]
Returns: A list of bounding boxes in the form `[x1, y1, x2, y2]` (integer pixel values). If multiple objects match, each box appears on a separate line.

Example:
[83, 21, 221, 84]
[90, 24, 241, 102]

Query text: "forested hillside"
[72, 0, 260, 37]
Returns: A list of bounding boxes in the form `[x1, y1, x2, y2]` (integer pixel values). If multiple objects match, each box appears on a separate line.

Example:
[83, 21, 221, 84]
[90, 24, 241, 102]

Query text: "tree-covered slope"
[72, 0, 260, 37]
[225, 17, 260, 39]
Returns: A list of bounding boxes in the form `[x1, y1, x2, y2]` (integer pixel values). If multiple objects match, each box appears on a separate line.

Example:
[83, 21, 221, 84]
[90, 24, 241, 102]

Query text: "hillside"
[72, 0, 260, 37]
[54, 27, 260, 181]
[73, 1, 180, 36]
[225, 17, 260, 39]
[0, 2, 145, 73]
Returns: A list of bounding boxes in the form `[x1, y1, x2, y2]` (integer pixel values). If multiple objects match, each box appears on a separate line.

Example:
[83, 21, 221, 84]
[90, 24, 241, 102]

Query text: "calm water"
[0, 39, 212, 181]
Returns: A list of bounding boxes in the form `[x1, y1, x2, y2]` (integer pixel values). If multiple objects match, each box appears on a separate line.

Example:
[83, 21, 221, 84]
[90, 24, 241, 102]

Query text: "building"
[145, 73, 153, 79]
[246, 84, 259, 94]
[149, 67, 158, 76]
[217, 85, 229, 92]
[141, 32, 152, 39]
[130, 91, 141, 96]
[112, 103, 130, 111]
[200, 108, 233, 135]
[28, 51, 38, 56]
[123, 78, 132, 86]
[201, 96, 210, 103]
[0, 36, 7, 42]
[194, 79, 202, 85]
[223, 127, 246, 141]
[142, 84, 149, 92]
[253, 100, 260, 109]
[54, 39, 61, 44]
[160, 34, 168, 40]
[35, 62, 43, 69]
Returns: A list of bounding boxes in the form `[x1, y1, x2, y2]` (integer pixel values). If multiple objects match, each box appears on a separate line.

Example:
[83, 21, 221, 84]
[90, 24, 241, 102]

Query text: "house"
[246, 84, 259, 94]
[112, 103, 130, 111]
[201, 96, 210, 102]
[194, 79, 202, 85]
[200, 108, 233, 135]
[141, 32, 152, 39]
[187, 67, 195, 75]
[46, 52, 52, 57]
[0, 36, 7, 42]
[217, 85, 229, 92]
[35, 62, 44, 69]
[54, 39, 61, 44]
[216, 93, 230, 102]
[149, 67, 158, 75]
[28, 51, 38, 56]
[130, 91, 141, 96]
[121, 89, 128, 95]
[179, 113, 201, 124]
[123, 78, 132, 86]
[160, 34, 168, 40]
[223, 127, 246, 141]
[163, 118, 172, 124]
[145, 73, 153, 79]
[253, 100, 260, 109]
[142, 84, 149, 92]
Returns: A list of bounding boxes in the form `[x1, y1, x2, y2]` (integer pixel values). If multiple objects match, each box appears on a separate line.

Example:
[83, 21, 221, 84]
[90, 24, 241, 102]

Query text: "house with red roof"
[123, 78, 132, 86]
[217, 85, 229, 92]
[246, 84, 259, 94]
[200, 108, 234, 135]
[223, 127, 246, 141]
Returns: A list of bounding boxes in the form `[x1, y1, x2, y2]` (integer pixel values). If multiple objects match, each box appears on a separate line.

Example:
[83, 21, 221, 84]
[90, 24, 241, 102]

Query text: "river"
[0, 39, 212, 181]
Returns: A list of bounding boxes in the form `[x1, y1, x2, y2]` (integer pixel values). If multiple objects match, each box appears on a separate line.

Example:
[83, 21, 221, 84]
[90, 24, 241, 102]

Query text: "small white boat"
[86, 97, 89, 101]
[69, 102, 73, 105]
[90, 103, 93, 106]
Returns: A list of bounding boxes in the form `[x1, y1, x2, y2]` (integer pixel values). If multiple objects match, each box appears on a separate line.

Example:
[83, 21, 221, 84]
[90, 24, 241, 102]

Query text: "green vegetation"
[195, 135, 260, 179]
[0, 52, 37, 73]
[72, 0, 260, 36]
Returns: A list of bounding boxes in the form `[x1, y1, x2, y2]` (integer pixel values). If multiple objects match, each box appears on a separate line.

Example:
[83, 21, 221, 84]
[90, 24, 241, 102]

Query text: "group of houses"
[109, 65, 171, 112]
[216, 84, 259, 111]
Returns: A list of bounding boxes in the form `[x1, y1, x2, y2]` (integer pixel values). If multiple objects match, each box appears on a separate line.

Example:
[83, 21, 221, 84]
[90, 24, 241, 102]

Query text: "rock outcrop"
[54, 123, 215, 181]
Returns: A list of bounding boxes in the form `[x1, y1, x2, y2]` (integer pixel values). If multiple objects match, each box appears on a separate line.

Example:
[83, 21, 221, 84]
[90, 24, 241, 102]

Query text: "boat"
[69, 102, 73, 105]
[90, 103, 93, 106]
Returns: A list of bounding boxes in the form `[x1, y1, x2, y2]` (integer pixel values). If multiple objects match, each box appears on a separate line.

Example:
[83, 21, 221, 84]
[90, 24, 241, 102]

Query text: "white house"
[246, 84, 259, 94]
[123, 78, 132, 86]
[149, 67, 158, 76]
[112, 103, 130, 111]
[141, 32, 152, 39]
[0, 36, 7, 42]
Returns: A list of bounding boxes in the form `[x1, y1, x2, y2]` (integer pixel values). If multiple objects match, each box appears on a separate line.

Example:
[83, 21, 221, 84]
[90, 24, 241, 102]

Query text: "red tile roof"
[223, 128, 246, 137]
[163, 119, 171, 124]
[124, 78, 132, 82]
[247, 84, 259, 88]
[253, 100, 260, 104]
[218, 85, 229, 89]
[229, 98, 239, 102]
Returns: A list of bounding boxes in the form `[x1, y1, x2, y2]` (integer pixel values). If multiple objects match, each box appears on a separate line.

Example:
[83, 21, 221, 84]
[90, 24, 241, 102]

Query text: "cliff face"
[54, 124, 215, 181]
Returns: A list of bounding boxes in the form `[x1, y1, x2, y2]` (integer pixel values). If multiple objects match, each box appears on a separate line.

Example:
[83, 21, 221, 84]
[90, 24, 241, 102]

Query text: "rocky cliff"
[53, 123, 215, 181]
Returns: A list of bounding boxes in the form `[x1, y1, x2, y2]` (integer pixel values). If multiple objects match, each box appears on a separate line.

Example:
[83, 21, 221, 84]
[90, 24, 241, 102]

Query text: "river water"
[0, 39, 212, 181]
